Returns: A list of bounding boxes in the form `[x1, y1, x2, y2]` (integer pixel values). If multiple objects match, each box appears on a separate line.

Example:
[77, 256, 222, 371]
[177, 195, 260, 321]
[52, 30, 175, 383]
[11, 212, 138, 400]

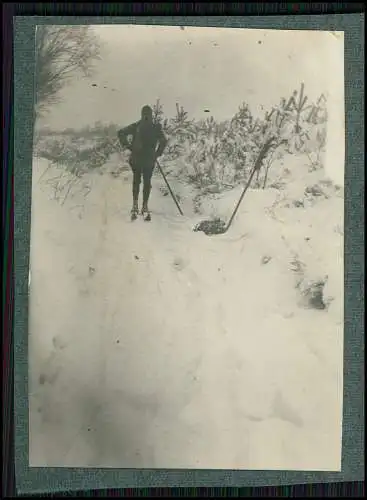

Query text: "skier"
[117, 105, 167, 220]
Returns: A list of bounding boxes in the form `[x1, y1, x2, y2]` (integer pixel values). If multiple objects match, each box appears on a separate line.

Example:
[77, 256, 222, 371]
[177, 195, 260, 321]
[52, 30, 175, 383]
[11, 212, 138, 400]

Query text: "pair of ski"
[131, 209, 151, 222]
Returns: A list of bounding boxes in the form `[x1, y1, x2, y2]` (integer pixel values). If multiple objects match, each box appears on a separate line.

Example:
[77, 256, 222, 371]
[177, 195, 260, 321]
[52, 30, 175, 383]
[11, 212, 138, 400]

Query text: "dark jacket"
[117, 121, 167, 165]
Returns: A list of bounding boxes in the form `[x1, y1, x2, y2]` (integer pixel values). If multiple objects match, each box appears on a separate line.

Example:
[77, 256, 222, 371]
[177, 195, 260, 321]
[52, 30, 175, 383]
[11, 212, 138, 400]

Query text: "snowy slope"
[29, 156, 343, 470]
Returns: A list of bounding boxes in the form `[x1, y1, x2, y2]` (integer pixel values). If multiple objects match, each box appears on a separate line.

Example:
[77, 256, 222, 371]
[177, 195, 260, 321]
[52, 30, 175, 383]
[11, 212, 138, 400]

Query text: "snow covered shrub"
[163, 103, 198, 175]
[36, 122, 124, 175]
[35, 123, 126, 206]
[186, 122, 224, 189]
[147, 87, 328, 197]
[279, 87, 328, 170]
[37, 135, 117, 176]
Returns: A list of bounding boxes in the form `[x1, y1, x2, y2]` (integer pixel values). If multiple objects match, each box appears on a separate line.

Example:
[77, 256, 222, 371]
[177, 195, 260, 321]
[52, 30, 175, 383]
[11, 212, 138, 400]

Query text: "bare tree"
[34, 25, 101, 117]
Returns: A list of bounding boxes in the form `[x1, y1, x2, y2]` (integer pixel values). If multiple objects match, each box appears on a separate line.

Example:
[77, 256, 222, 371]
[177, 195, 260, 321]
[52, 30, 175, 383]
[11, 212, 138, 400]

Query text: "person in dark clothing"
[117, 105, 167, 215]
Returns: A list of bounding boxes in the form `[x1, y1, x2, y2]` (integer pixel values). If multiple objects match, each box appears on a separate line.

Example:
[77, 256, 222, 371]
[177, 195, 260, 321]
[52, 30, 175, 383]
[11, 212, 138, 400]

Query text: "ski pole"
[224, 137, 276, 233]
[156, 160, 184, 216]
[224, 162, 259, 232]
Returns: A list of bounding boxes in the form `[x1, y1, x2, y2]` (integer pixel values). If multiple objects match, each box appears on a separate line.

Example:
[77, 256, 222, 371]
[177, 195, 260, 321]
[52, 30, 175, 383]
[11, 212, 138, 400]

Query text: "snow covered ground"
[28, 154, 344, 470]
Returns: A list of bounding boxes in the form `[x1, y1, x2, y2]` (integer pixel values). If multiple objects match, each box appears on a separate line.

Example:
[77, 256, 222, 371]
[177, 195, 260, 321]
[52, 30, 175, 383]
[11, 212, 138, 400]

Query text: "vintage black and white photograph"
[29, 24, 345, 470]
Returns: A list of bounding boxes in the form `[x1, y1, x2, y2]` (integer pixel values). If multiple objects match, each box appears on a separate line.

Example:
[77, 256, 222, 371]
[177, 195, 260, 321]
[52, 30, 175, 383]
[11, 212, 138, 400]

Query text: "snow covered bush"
[150, 83, 329, 197]
[34, 121, 127, 206]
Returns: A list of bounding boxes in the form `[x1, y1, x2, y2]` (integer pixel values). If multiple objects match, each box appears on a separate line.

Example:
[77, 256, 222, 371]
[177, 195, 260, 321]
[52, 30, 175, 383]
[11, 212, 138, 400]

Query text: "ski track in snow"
[29, 157, 343, 470]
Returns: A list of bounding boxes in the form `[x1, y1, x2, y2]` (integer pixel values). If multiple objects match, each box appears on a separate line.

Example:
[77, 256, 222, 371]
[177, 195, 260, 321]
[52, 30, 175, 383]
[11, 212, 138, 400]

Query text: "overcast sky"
[39, 24, 345, 183]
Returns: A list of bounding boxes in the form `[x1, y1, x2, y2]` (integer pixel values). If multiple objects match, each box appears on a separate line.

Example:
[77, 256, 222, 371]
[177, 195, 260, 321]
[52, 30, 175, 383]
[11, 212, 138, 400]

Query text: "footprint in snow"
[52, 335, 67, 350]
[172, 257, 186, 271]
[271, 391, 304, 428]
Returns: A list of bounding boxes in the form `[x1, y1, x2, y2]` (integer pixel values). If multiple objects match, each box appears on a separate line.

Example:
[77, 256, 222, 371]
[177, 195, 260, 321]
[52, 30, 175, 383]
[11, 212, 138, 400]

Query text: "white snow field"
[29, 154, 344, 470]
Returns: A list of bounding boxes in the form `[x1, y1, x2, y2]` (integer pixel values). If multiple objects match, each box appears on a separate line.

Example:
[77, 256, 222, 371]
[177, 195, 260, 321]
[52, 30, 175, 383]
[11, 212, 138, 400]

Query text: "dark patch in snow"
[319, 178, 334, 187]
[245, 414, 265, 423]
[160, 186, 169, 197]
[309, 290, 326, 310]
[52, 335, 67, 350]
[193, 218, 227, 236]
[261, 255, 272, 265]
[298, 278, 327, 310]
[305, 184, 328, 199]
[283, 312, 295, 319]
[173, 257, 185, 271]
[134, 255, 139, 260]
[290, 257, 305, 275]
[38, 368, 59, 386]
[115, 389, 160, 415]
[269, 181, 286, 190]
[271, 391, 304, 428]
